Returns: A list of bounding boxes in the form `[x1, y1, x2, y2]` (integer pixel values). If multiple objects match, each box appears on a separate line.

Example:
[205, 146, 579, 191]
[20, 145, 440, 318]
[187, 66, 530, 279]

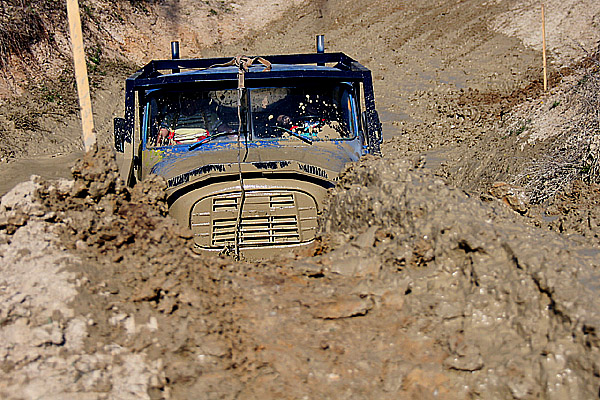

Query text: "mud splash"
[321, 155, 600, 398]
[1, 146, 599, 398]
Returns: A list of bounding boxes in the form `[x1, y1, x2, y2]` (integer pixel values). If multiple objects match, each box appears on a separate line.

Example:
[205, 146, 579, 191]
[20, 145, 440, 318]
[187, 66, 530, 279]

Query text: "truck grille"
[190, 190, 318, 248]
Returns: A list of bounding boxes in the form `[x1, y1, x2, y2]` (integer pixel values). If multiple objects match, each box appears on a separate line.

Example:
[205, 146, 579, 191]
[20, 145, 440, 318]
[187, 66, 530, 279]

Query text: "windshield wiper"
[188, 131, 240, 150]
[273, 127, 313, 145]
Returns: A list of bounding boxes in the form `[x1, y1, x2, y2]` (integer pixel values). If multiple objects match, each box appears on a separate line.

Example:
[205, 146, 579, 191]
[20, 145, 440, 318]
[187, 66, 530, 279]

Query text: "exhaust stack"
[316, 35, 325, 66]
[171, 41, 180, 74]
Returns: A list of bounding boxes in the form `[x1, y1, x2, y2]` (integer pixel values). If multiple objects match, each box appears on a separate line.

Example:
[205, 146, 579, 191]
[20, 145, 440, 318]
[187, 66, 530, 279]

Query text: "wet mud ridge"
[1, 147, 600, 399]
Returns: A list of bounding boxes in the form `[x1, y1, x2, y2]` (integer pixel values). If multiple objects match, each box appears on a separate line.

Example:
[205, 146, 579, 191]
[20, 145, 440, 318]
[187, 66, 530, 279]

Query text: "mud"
[322, 155, 600, 398]
[1, 0, 600, 398]
[1, 145, 599, 399]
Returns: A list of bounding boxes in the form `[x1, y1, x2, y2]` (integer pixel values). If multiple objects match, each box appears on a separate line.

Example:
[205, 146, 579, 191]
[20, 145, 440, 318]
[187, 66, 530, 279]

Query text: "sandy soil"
[1, 0, 600, 398]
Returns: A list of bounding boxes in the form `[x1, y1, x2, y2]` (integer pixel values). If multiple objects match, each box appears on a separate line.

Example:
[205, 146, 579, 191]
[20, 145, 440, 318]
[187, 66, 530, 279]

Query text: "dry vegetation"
[514, 47, 600, 204]
[0, 0, 150, 87]
[0, 0, 58, 68]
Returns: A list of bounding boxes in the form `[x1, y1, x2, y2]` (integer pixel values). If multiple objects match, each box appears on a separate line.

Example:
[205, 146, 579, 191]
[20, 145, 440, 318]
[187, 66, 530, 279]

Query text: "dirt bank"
[1, 0, 597, 194]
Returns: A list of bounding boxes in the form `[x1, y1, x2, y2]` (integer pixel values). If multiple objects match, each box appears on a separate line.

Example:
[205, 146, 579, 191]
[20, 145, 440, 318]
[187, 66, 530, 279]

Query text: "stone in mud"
[325, 245, 381, 276]
[309, 295, 374, 319]
[381, 289, 405, 310]
[0, 180, 42, 214]
[489, 181, 529, 214]
[443, 341, 484, 372]
[130, 173, 169, 216]
[0, 179, 47, 234]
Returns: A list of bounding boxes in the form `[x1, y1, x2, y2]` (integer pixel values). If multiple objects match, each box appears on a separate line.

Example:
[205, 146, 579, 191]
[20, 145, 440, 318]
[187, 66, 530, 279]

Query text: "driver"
[276, 114, 293, 128]
[157, 95, 233, 146]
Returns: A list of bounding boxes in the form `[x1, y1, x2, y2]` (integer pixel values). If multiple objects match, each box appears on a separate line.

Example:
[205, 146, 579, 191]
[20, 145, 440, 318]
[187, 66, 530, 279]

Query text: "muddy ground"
[1, 0, 600, 399]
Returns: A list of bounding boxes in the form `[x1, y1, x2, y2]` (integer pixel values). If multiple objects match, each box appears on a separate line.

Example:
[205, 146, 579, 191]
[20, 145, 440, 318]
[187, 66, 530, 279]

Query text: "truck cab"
[114, 48, 381, 258]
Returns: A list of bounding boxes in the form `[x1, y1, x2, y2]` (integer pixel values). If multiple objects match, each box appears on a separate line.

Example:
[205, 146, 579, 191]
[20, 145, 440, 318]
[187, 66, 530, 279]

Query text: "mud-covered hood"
[143, 141, 361, 191]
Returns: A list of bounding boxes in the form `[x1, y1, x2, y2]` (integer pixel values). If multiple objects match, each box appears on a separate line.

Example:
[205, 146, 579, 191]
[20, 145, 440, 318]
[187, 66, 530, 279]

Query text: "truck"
[114, 38, 382, 259]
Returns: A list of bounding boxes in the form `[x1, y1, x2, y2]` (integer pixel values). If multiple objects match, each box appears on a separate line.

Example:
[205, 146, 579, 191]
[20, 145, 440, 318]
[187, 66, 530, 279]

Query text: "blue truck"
[114, 38, 381, 258]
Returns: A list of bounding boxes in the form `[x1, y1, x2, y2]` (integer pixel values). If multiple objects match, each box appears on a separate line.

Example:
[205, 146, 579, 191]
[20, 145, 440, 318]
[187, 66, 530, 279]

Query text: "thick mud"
[1, 0, 600, 398]
[1, 147, 599, 399]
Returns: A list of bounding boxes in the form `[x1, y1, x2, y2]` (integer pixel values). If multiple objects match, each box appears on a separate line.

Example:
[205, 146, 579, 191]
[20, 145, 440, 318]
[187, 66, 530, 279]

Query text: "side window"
[145, 91, 240, 148]
[144, 100, 157, 148]
[342, 89, 359, 138]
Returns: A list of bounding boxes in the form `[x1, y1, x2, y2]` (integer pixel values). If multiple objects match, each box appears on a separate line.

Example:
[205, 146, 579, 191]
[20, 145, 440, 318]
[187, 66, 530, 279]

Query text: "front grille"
[190, 190, 318, 248]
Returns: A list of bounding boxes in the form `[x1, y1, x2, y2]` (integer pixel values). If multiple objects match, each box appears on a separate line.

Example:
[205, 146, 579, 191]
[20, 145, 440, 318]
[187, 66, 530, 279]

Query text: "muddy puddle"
[0, 152, 84, 196]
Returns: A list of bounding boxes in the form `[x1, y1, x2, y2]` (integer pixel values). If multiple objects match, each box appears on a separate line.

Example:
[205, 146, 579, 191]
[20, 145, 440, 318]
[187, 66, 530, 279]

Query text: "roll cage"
[114, 52, 382, 155]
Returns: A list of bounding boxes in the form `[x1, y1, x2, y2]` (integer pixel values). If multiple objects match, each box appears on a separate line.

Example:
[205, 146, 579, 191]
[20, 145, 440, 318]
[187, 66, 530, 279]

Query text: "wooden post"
[541, 3, 548, 92]
[66, 0, 96, 152]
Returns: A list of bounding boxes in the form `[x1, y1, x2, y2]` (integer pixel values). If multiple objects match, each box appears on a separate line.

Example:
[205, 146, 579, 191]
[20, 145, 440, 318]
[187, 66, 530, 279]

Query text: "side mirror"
[114, 117, 126, 153]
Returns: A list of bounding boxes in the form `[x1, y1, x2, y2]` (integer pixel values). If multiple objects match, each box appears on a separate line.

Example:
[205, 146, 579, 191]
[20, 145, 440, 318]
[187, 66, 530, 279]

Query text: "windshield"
[144, 83, 357, 148]
[145, 89, 241, 148]
[250, 84, 357, 141]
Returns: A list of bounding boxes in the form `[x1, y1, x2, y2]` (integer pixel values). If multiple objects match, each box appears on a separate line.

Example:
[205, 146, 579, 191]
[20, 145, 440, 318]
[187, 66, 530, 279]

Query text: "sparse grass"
[506, 119, 531, 138]
[514, 47, 600, 203]
[580, 163, 591, 175]
[205, 0, 233, 16]
[41, 85, 61, 103]
[511, 119, 531, 136]
[0, 0, 157, 71]
[82, 4, 94, 18]
[126, 0, 155, 13]
[7, 110, 41, 131]
[30, 67, 77, 109]
[87, 45, 103, 74]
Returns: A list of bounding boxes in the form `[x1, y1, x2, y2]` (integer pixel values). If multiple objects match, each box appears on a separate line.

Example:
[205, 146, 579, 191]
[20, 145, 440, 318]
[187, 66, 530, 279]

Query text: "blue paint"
[253, 161, 291, 170]
[166, 164, 227, 187]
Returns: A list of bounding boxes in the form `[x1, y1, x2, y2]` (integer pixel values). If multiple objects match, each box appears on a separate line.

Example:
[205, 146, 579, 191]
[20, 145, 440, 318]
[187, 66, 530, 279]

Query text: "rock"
[310, 295, 374, 319]
[443, 341, 484, 371]
[489, 182, 529, 214]
[65, 317, 88, 352]
[381, 290, 405, 310]
[323, 244, 381, 276]
[31, 321, 64, 347]
[352, 225, 379, 249]
[329, 255, 380, 276]
[0, 179, 40, 212]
